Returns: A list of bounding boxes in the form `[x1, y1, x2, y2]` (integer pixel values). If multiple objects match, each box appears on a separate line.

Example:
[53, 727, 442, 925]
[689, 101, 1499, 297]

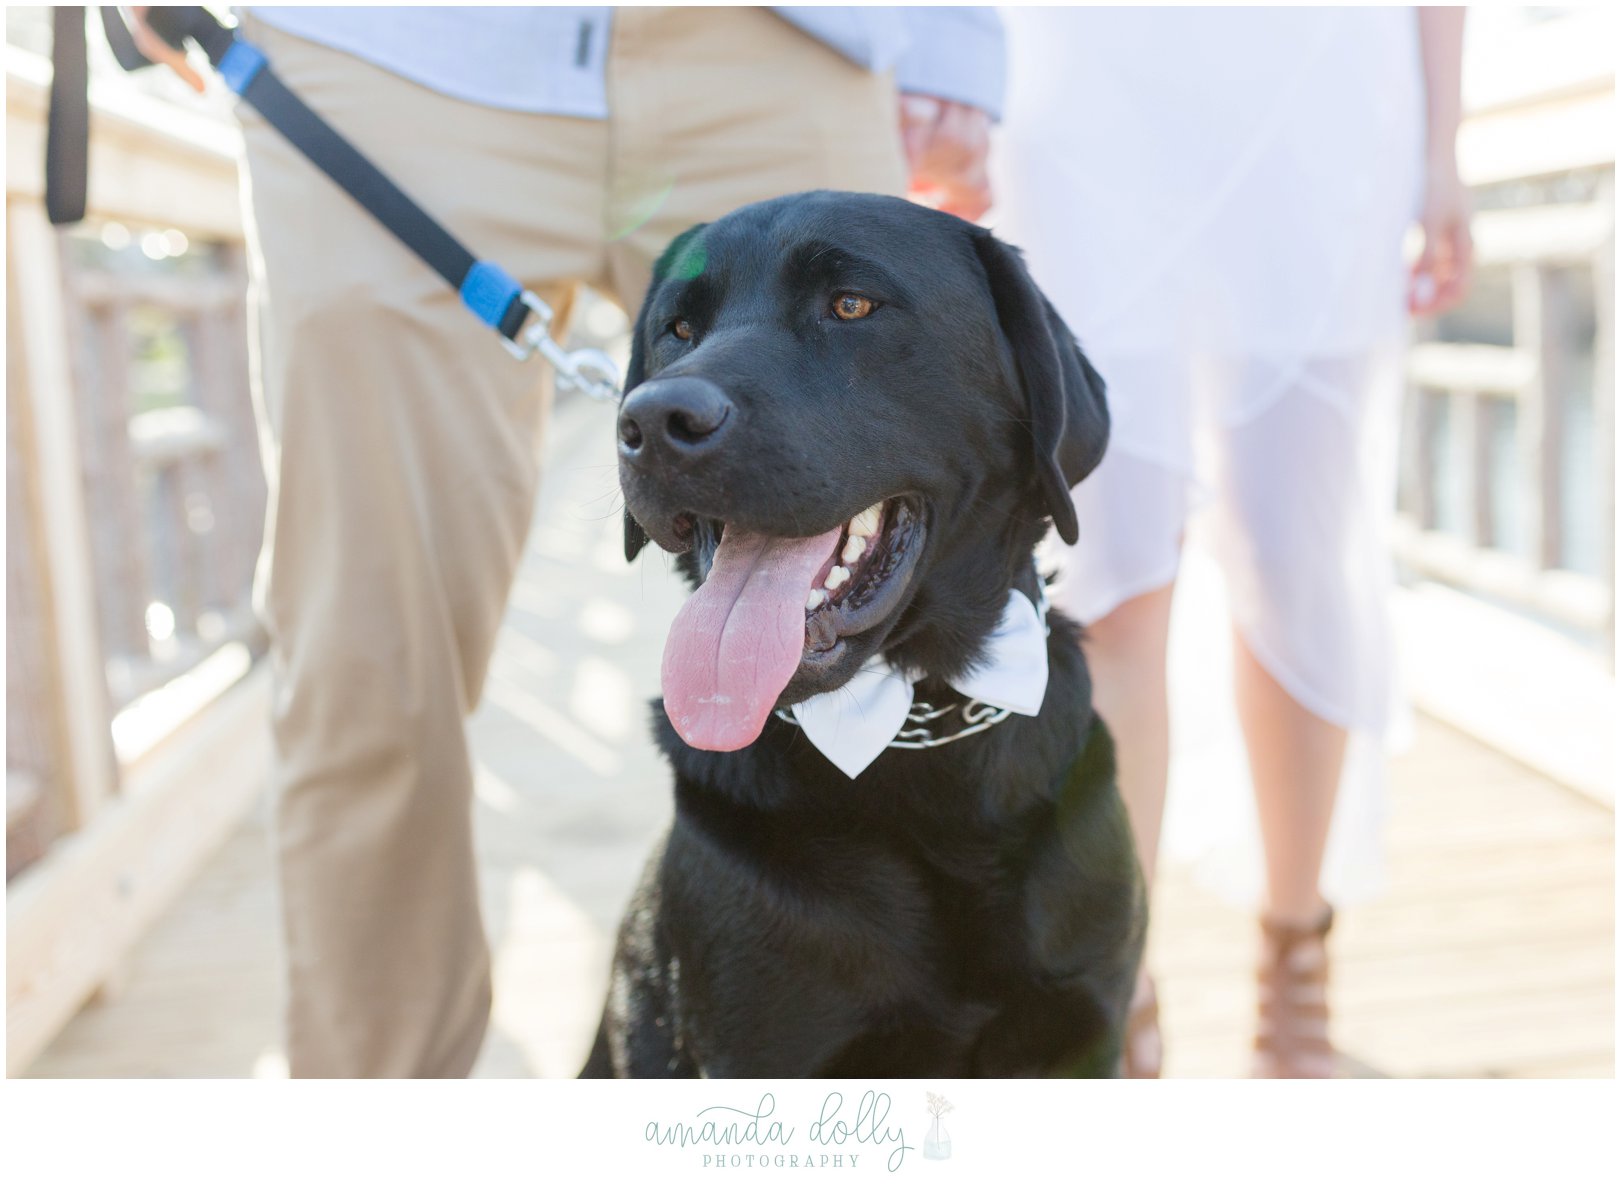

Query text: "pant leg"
[238, 16, 606, 1077]
[602, 6, 908, 308]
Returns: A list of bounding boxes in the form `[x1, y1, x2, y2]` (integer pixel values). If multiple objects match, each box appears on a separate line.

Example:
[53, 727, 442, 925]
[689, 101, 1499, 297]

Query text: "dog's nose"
[618, 377, 734, 464]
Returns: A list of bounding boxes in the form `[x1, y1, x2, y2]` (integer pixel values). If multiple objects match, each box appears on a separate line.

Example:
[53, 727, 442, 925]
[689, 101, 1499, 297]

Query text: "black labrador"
[581, 191, 1144, 1077]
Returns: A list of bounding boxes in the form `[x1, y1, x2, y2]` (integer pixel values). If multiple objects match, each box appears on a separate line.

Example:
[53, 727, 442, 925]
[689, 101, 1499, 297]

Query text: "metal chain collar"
[770, 578, 1050, 754]
[774, 697, 1014, 751]
[888, 698, 1014, 748]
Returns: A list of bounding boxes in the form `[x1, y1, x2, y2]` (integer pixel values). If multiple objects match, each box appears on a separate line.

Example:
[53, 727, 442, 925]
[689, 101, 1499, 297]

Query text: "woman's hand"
[899, 94, 992, 221]
[1409, 156, 1474, 316]
[1410, 8, 1471, 317]
[124, 6, 207, 93]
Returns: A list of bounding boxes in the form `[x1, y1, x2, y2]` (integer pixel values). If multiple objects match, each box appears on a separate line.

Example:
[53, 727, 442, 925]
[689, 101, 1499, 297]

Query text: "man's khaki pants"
[239, 9, 906, 1077]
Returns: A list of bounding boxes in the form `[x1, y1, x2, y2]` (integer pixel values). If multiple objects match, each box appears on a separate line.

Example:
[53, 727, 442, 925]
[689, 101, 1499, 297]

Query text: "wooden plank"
[106, 608, 261, 716]
[1459, 85, 1616, 186]
[1593, 176, 1616, 650]
[1448, 389, 1487, 546]
[23, 816, 283, 1079]
[70, 297, 151, 663]
[1541, 267, 1576, 568]
[212, 246, 267, 610]
[1512, 264, 1554, 568]
[1401, 388, 1438, 531]
[1330, 944, 1615, 1007]
[1462, 8, 1615, 116]
[1389, 521, 1612, 636]
[1498, 1054, 1615, 1079]
[1383, 809, 1609, 850]
[71, 270, 241, 314]
[1407, 344, 1535, 397]
[5, 665, 271, 1075]
[7, 202, 118, 828]
[182, 282, 256, 614]
[6, 323, 69, 876]
[1473, 203, 1613, 268]
[128, 406, 228, 467]
[1393, 584, 1617, 805]
[6, 770, 43, 831]
[1151, 905, 1611, 981]
[1157, 973, 1613, 1040]
[1334, 988, 1614, 1069]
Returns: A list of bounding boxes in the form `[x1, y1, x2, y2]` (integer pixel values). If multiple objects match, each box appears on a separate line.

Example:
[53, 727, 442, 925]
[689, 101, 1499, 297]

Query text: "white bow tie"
[786, 588, 1050, 778]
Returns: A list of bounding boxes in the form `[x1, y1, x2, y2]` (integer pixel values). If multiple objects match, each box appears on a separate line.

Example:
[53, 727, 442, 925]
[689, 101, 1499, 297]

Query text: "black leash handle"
[44, 7, 88, 225]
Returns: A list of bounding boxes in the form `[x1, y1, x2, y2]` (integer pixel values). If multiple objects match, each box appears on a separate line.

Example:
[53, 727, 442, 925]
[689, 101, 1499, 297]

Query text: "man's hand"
[900, 94, 991, 222]
[125, 6, 207, 93]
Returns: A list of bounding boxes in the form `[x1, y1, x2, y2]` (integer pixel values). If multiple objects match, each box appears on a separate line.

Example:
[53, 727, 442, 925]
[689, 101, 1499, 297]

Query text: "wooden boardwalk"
[25, 397, 1614, 1079]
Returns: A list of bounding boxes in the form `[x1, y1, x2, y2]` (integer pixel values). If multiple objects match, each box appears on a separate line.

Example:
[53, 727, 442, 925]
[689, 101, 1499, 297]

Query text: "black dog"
[582, 192, 1144, 1077]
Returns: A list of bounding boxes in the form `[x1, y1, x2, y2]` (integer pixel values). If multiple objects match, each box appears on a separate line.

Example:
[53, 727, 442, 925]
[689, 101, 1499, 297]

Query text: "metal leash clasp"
[504, 291, 623, 403]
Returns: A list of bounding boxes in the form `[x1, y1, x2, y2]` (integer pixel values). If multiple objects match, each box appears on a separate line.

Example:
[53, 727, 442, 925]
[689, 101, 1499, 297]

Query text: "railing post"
[66, 285, 151, 665]
[1512, 262, 1567, 571]
[6, 202, 118, 827]
[1453, 390, 1492, 548]
[1403, 386, 1438, 532]
[1593, 176, 1615, 656]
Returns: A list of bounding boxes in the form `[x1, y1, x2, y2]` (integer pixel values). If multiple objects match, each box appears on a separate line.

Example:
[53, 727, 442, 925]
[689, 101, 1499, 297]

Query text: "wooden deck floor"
[25, 397, 1614, 1079]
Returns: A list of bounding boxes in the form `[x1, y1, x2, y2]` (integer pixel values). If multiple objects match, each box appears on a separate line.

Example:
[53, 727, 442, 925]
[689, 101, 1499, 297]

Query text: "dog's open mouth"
[661, 497, 924, 752]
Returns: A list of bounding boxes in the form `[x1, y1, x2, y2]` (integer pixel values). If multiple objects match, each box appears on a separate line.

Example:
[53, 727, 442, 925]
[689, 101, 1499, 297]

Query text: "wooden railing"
[1396, 17, 1615, 654]
[7, 47, 265, 876]
[66, 246, 266, 722]
[7, 48, 275, 1073]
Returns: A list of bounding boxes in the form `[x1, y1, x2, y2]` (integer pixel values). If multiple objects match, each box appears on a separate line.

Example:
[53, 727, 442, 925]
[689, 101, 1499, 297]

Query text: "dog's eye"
[670, 318, 694, 341]
[831, 293, 875, 321]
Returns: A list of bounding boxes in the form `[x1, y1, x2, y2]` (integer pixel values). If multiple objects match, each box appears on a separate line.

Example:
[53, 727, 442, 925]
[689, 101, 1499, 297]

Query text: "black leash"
[44, 8, 89, 225]
[44, 6, 619, 398]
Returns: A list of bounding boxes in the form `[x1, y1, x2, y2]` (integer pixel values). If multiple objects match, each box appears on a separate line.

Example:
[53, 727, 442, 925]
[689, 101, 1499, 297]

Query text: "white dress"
[992, 7, 1425, 904]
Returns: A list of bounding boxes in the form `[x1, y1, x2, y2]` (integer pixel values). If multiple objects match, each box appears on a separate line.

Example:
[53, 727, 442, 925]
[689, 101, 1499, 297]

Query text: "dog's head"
[619, 192, 1108, 752]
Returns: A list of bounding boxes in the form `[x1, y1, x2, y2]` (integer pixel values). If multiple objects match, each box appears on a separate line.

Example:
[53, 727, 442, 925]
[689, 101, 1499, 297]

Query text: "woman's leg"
[1058, 437, 1191, 1077]
[1234, 632, 1343, 1078]
[1080, 581, 1176, 1078]
[1207, 355, 1400, 1077]
[1082, 583, 1178, 889]
[1233, 632, 1346, 927]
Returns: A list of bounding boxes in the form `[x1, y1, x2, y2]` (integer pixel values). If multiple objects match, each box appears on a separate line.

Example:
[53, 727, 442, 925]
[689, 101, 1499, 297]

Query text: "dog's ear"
[621, 223, 709, 562]
[971, 230, 1109, 546]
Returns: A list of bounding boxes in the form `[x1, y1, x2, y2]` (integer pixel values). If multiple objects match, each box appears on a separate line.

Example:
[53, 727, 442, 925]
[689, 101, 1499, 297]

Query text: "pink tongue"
[661, 526, 841, 751]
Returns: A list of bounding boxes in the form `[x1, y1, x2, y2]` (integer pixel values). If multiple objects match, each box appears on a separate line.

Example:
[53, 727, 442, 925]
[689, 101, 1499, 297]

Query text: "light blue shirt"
[246, 6, 1005, 120]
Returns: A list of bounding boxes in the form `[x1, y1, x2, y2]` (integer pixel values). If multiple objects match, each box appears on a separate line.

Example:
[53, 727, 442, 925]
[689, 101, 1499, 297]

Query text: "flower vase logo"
[923, 1093, 954, 1161]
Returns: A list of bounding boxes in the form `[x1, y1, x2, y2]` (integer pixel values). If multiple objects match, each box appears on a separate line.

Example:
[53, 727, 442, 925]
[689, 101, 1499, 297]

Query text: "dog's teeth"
[825, 566, 850, 590]
[841, 536, 866, 564]
[805, 589, 826, 611]
[850, 503, 882, 538]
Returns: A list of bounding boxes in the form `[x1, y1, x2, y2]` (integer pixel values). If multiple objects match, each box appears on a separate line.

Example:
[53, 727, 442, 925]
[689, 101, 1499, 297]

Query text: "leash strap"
[214, 37, 532, 341]
[45, 7, 619, 398]
[44, 8, 89, 225]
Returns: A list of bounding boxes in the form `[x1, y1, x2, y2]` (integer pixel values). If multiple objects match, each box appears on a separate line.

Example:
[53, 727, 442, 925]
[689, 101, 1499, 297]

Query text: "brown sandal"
[1252, 905, 1337, 1078]
[1121, 971, 1163, 1078]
